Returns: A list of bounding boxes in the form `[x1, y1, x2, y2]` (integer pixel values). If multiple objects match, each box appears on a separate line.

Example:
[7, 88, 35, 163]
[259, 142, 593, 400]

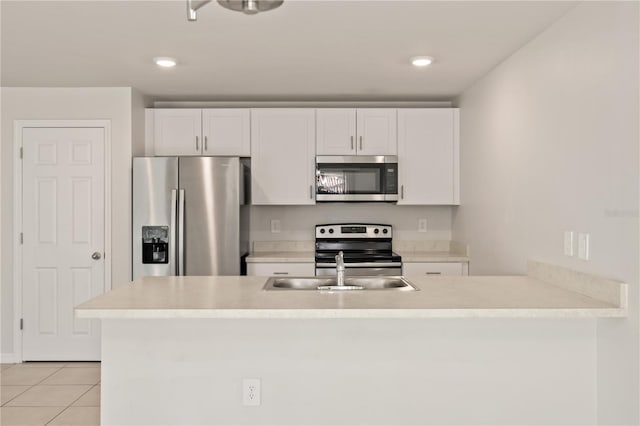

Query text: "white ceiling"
[1, 0, 577, 101]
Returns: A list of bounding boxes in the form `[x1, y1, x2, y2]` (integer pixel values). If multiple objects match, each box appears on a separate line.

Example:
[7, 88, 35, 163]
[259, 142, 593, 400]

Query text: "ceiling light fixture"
[187, 0, 283, 20]
[410, 56, 434, 67]
[154, 57, 177, 68]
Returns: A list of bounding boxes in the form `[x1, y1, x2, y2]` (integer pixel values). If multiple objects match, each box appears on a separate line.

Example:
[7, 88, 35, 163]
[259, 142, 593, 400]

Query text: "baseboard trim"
[1, 352, 19, 364]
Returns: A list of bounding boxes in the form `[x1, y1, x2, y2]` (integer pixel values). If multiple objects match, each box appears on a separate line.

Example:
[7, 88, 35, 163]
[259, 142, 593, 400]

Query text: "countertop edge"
[76, 307, 627, 319]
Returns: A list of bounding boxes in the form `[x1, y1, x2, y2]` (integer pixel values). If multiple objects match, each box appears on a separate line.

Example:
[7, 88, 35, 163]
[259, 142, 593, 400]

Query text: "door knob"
[91, 252, 102, 260]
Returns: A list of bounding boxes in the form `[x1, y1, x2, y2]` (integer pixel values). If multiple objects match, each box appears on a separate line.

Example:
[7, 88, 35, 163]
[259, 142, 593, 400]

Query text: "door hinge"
[20, 233, 23, 244]
[19, 147, 23, 159]
[20, 318, 23, 330]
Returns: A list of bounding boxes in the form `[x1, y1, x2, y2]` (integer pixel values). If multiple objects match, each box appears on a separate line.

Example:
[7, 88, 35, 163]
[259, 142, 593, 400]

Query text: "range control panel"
[315, 223, 392, 239]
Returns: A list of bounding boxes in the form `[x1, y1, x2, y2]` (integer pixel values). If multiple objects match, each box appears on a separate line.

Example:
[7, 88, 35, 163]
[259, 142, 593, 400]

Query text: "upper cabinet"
[316, 109, 397, 156]
[201, 109, 251, 156]
[397, 108, 460, 205]
[251, 109, 316, 205]
[149, 108, 250, 156]
[153, 109, 202, 156]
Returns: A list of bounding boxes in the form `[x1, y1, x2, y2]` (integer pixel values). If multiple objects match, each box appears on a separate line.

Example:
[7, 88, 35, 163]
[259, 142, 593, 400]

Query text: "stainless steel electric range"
[315, 223, 402, 276]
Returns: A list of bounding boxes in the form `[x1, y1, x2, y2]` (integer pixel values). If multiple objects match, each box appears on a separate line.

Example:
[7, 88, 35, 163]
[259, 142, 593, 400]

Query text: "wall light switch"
[563, 231, 574, 256]
[578, 233, 590, 260]
[270, 219, 281, 234]
[418, 219, 428, 233]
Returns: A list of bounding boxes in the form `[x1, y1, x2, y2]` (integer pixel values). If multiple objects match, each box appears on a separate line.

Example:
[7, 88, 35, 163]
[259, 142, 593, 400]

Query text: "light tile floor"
[0, 362, 100, 426]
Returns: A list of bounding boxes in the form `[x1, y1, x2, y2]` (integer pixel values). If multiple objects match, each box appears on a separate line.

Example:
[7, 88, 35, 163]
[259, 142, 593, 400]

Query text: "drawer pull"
[273, 272, 289, 275]
[425, 272, 441, 275]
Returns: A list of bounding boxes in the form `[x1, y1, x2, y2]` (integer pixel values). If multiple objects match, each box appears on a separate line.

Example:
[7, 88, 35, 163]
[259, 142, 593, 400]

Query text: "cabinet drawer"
[402, 262, 467, 276]
[247, 262, 315, 276]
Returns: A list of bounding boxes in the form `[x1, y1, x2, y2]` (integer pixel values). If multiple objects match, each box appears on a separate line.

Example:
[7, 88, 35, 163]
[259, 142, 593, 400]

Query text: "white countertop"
[76, 272, 626, 319]
[395, 251, 469, 262]
[246, 252, 315, 263]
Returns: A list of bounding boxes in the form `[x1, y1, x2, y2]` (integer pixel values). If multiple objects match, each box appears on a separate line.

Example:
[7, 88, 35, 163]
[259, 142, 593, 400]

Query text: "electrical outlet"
[578, 233, 590, 260]
[242, 378, 261, 406]
[418, 218, 427, 233]
[270, 219, 281, 234]
[563, 231, 574, 256]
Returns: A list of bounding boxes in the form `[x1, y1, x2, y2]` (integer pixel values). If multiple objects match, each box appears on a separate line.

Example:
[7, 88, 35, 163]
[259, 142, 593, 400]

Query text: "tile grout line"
[1, 363, 64, 407]
[45, 382, 99, 425]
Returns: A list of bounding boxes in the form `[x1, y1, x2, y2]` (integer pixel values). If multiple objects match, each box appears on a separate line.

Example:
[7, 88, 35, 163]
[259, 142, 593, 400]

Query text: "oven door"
[316, 156, 398, 202]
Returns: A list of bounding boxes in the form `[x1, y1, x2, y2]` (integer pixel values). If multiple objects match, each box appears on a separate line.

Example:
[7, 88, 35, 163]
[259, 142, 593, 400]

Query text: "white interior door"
[21, 127, 105, 361]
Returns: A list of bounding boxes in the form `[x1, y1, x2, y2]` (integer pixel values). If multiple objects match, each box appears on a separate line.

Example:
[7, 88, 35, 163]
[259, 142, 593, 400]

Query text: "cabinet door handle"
[310, 185, 314, 199]
[425, 272, 442, 275]
[195, 136, 199, 151]
[401, 185, 404, 199]
[359, 136, 363, 150]
[204, 136, 208, 151]
[273, 272, 289, 275]
[350, 136, 354, 150]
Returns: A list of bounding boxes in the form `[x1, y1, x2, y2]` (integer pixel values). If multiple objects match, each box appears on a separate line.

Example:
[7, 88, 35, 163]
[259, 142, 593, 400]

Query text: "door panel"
[132, 157, 179, 280]
[179, 157, 240, 276]
[22, 127, 105, 360]
[356, 109, 397, 155]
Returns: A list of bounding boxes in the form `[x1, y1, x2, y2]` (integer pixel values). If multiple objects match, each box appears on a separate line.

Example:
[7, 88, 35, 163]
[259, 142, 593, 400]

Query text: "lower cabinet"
[247, 262, 315, 276]
[402, 262, 469, 276]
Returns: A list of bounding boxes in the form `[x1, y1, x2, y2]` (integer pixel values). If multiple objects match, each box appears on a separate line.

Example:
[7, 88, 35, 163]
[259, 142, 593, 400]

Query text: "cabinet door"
[356, 109, 397, 155]
[153, 109, 202, 156]
[202, 109, 251, 156]
[247, 262, 315, 276]
[402, 262, 467, 276]
[316, 109, 357, 155]
[397, 109, 459, 205]
[251, 109, 316, 205]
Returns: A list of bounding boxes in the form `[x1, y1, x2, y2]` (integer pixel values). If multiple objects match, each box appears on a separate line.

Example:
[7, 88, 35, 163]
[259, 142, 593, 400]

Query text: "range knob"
[328, 228, 334, 234]
[382, 229, 388, 234]
[374, 228, 380, 234]
[320, 229, 326, 234]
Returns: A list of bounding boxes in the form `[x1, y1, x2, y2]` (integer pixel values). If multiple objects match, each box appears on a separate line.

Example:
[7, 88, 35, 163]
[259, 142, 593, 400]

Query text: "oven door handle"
[315, 262, 402, 268]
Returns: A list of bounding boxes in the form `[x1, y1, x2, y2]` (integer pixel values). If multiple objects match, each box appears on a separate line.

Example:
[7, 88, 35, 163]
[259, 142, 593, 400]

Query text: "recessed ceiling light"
[410, 56, 434, 67]
[154, 57, 177, 68]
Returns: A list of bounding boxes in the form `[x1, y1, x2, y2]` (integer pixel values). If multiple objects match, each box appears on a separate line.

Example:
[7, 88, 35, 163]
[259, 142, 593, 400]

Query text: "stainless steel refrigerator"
[132, 157, 249, 280]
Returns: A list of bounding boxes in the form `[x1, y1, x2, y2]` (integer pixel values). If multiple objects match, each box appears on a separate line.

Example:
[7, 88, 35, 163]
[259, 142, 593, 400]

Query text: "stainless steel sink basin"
[263, 276, 418, 291]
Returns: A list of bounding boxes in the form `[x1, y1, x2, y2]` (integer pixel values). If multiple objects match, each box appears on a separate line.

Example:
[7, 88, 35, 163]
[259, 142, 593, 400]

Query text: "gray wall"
[453, 2, 639, 423]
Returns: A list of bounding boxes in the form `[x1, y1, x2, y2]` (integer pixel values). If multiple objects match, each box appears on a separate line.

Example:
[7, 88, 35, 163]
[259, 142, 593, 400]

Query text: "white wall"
[1, 87, 136, 359]
[249, 205, 453, 244]
[453, 2, 639, 424]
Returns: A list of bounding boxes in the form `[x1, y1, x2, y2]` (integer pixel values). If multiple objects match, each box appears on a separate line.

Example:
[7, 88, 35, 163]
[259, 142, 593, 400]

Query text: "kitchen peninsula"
[77, 261, 626, 426]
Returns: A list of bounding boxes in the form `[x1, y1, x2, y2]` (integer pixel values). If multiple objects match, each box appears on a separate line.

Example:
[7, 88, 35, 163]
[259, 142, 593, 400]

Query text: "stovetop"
[315, 223, 400, 265]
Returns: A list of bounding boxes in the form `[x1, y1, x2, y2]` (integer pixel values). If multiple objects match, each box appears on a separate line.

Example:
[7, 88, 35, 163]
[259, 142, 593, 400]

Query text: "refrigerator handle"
[169, 189, 177, 276]
[178, 189, 185, 276]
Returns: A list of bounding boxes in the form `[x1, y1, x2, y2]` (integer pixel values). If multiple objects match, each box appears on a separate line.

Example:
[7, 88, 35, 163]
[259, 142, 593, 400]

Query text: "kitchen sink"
[263, 276, 418, 291]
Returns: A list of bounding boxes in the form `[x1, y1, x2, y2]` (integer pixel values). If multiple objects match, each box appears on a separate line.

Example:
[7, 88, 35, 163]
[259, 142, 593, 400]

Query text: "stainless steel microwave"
[315, 156, 398, 202]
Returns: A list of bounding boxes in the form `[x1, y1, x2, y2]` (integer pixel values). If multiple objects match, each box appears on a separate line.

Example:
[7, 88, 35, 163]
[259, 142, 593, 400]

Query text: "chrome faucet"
[336, 251, 345, 286]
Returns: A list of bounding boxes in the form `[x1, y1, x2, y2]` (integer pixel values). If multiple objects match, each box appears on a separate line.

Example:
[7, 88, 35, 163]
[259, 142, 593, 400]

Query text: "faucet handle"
[335, 251, 344, 262]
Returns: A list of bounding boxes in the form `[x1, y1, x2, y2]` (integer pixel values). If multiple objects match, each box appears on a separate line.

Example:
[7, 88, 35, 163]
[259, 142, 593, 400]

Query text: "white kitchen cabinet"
[201, 109, 251, 156]
[251, 109, 316, 205]
[247, 262, 315, 276]
[153, 109, 202, 156]
[397, 108, 459, 205]
[316, 108, 397, 156]
[150, 108, 250, 156]
[403, 262, 468, 276]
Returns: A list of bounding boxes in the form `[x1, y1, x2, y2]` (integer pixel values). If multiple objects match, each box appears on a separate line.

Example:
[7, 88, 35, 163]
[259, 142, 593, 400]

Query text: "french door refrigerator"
[132, 157, 249, 280]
